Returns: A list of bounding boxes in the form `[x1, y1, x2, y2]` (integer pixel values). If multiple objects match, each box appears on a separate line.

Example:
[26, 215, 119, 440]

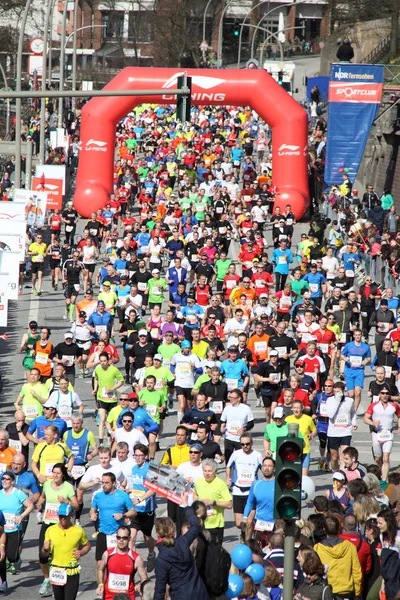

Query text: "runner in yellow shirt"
[28, 233, 47, 296]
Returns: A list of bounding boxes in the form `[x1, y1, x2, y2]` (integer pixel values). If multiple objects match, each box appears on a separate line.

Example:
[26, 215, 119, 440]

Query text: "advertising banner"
[0, 202, 26, 222]
[35, 164, 66, 194]
[324, 63, 384, 186]
[12, 189, 48, 227]
[0, 236, 22, 301]
[31, 177, 63, 210]
[0, 273, 9, 328]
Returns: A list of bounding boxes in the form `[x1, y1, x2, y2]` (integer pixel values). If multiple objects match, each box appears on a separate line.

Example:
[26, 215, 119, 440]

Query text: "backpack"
[204, 542, 231, 596]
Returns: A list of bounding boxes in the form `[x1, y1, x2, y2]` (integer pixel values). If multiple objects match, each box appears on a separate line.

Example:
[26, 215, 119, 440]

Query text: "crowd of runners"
[1, 100, 400, 600]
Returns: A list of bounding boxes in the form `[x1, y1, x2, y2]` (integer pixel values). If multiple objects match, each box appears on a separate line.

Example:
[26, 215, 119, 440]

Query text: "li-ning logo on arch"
[161, 72, 226, 102]
[278, 144, 300, 156]
[85, 139, 108, 152]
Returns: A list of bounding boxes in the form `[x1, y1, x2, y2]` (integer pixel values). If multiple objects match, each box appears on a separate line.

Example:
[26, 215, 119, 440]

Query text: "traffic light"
[234, 24, 240, 36]
[176, 75, 192, 124]
[274, 434, 303, 520]
[277, 70, 284, 85]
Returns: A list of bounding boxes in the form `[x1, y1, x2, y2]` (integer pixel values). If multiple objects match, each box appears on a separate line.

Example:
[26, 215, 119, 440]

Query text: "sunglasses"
[241, 442, 251, 447]
[116, 535, 129, 540]
[189, 451, 200, 454]
[295, 364, 304, 368]
[381, 392, 390, 395]
[325, 385, 333, 388]
[1, 477, 11, 481]
[122, 420, 133, 423]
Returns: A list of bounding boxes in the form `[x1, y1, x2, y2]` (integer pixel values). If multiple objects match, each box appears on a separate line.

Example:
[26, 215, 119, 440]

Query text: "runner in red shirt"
[251, 264, 274, 298]
[195, 276, 211, 307]
[223, 266, 240, 306]
[48, 209, 62, 243]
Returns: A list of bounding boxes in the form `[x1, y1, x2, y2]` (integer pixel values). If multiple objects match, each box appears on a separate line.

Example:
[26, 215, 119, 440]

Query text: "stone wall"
[320, 18, 391, 76]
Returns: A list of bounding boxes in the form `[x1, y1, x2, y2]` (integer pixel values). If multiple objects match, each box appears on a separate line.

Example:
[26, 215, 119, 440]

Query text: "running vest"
[105, 548, 138, 599]
[65, 429, 89, 465]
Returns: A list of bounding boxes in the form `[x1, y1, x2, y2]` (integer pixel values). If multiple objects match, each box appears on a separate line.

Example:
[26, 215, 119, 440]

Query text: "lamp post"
[202, 0, 215, 45]
[251, 15, 299, 58]
[0, 62, 10, 137]
[242, 24, 284, 62]
[217, 0, 236, 68]
[15, 0, 34, 188]
[259, 27, 298, 64]
[39, 0, 57, 164]
[72, 0, 78, 112]
[237, 0, 296, 68]
[58, 0, 69, 127]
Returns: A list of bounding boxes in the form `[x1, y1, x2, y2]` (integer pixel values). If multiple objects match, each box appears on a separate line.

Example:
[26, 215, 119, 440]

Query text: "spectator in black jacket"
[363, 185, 380, 215]
[336, 38, 354, 62]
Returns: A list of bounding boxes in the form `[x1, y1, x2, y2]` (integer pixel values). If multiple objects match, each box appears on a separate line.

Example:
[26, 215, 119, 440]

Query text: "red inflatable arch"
[74, 68, 309, 218]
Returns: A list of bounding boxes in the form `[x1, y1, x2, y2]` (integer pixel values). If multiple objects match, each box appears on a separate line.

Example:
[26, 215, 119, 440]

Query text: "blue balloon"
[226, 574, 244, 599]
[245, 562, 266, 584]
[231, 544, 253, 570]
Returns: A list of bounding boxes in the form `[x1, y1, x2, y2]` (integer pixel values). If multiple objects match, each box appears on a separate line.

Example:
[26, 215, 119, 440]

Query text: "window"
[101, 11, 124, 39]
[128, 10, 154, 43]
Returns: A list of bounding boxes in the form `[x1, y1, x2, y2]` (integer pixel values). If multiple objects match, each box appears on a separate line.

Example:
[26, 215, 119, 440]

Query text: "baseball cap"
[332, 471, 346, 482]
[380, 299, 388, 306]
[58, 503, 73, 517]
[203, 361, 215, 368]
[294, 360, 304, 367]
[228, 346, 239, 352]
[43, 400, 57, 409]
[260, 293, 268, 299]
[29, 320, 38, 329]
[86, 288, 93, 295]
[181, 340, 192, 349]
[103, 257, 111, 263]
[303, 292, 311, 299]
[269, 350, 279, 357]
[154, 354, 163, 361]
[152, 269, 160, 274]
[64, 332, 73, 339]
[273, 407, 284, 419]
[78, 311, 87, 318]
[138, 329, 148, 337]
[120, 274, 129, 280]
[102, 281, 111, 287]
[128, 391, 139, 401]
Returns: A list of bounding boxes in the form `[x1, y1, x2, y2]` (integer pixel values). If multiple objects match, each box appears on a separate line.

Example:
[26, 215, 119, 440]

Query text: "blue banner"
[324, 63, 384, 187]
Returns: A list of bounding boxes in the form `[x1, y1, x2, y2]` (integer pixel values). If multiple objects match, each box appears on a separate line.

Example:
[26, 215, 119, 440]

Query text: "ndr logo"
[161, 73, 226, 102]
[85, 139, 108, 152]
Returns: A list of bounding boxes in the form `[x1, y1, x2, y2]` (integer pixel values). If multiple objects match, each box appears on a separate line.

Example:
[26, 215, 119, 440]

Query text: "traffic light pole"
[283, 520, 296, 600]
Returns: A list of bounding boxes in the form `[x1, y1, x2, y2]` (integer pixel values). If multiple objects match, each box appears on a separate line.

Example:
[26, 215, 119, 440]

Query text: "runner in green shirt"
[93, 354, 124, 444]
[145, 356, 175, 401]
[215, 252, 232, 285]
[146, 270, 168, 307]
[263, 409, 304, 459]
[138, 376, 166, 425]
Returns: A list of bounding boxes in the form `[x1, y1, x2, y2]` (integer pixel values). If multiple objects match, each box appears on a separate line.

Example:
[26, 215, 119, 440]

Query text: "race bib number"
[150, 328, 159, 340]
[102, 388, 115, 400]
[278, 256, 287, 265]
[36, 352, 48, 365]
[45, 463, 56, 478]
[73, 284, 80, 293]
[65, 225, 74, 232]
[225, 378, 239, 391]
[9, 439, 22, 452]
[107, 534, 118, 548]
[71, 465, 86, 480]
[227, 420, 241, 436]
[349, 356, 362, 367]
[319, 402, 329, 418]
[254, 341, 267, 353]
[340, 333, 347, 344]
[379, 323, 390, 332]
[49, 567, 67, 586]
[301, 332, 313, 343]
[237, 469, 255, 486]
[3, 512, 16, 532]
[138, 282, 147, 291]
[58, 405, 72, 420]
[210, 401, 223, 414]
[177, 365, 191, 377]
[384, 366, 392, 378]
[309, 283, 319, 293]
[377, 430, 393, 443]
[345, 270, 354, 278]
[151, 287, 161, 296]
[24, 405, 39, 418]
[146, 404, 157, 417]
[35, 255, 44, 263]
[95, 325, 107, 334]
[334, 415, 349, 428]
[269, 373, 281, 384]
[62, 355, 74, 367]
[275, 346, 287, 358]
[206, 505, 214, 517]
[318, 343, 329, 354]
[44, 502, 59, 521]
[254, 520, 274, 532]
[108, 572, 130, 593]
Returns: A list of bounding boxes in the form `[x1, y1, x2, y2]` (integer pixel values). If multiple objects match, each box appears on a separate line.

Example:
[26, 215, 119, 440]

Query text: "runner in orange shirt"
[229, 277, 257, 308]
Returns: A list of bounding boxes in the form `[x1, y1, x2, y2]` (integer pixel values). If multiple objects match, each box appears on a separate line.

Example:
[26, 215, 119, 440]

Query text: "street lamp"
[251, 12, 299, 57]
[0, 62, 10, 137]
[237, 0, 296, 68]
[202, 0, 215, 46]
[39, 0, 58, 164]
[217, 0, 236, 68]
[240, 24, 284, 63]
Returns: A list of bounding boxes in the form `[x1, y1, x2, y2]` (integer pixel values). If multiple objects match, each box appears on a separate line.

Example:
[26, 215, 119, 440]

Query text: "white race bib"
[318, 343, 329, 354]
[237, 469, 255, 486]
[95, 325, 107, 334]
[62, 355, 74, 367]
[106, 533, 118, 548]
[254, 519, 274, 532]
[377, 430, 393, 443]
[3, 512, 16, 532]
[210, 401, 223, 414]
[146, 404, 157, 416]
[49, 566, 67, 586]
[345, 269, 354, 277]
[275, 346, 287, 357]
[334, 415, 349, 427]
[45, 463, 56, 478]
[35, 352, 48, 365]
[71, 465, 86, 480]
[384, 366, 392, 378]
[108, 572, 130, 593]
[9, 439, 22, 452]
[349, 356, 362, 367]
[309, 283, 319, 293]
[225, 378, 239, 391]
[44, 502, 59, 521]
[278, 256, 286, 265]
[227, 420, 241, 436]
[319, 402, 329, 418]
[254, 341, 267, 353]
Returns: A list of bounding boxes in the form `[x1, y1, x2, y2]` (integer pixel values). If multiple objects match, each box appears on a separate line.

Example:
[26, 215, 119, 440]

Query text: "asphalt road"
[0, 206, 394, 599]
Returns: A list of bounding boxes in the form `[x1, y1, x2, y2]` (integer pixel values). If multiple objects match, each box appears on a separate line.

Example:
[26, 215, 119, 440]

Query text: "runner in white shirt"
[79, 446, 126, 500]
[322, 249, 339, 280]
[170, 341, 203, 422]
[364, 388, 400, 481]
[226, 433, 262, 528]
[81, 239, 98, 291]
[224, 314, 249, 348]
[220, 389, 254, 463]
[112, 411, 148, 456]
[176, 443, 204, 483]
[325, 381, 357, 471]
[48, 376, 83, 429]
[111, 441, 136, 490]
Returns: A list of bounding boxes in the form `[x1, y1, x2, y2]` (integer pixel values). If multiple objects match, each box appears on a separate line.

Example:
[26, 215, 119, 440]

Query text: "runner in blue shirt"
[341, 329, 371, 412]
[242, 457, 275, 532]
[271, 240, 293, 291]
[302, 264, 327, 308]
[91, 472, 136, 562]
[220, 350, 250, 391]
[26, 410, 67, 443]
